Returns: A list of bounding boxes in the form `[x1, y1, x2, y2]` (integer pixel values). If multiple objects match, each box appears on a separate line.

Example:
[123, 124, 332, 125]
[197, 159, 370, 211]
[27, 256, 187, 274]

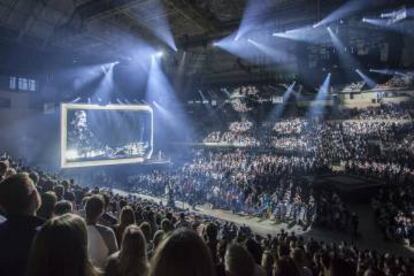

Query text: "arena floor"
[113, 188, 414, 257]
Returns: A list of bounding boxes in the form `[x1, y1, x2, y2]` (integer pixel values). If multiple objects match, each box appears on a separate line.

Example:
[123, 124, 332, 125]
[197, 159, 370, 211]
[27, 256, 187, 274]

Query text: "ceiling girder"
[166, 0, 219, 33]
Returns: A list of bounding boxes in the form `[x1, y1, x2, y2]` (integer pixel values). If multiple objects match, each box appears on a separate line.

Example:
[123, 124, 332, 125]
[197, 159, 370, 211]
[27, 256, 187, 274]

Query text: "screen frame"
[61, 103, 154, 168]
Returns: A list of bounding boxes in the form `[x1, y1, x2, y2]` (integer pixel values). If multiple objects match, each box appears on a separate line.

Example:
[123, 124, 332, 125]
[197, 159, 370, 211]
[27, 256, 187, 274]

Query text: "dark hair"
[225, 243, 255, 276]
[140, 221, 152, 244]
[0, 173, 40, 215]
[328, 257, 354, 276]
[116, 206, 136, 246]
[27, 214, 98, 276]
[160, 218, 173, 233]
[245, 238, 263, 265]
[120, 206, 135, 226]
[274, 257, 301, 276]
[29, 171, 40, 185]
[0, 161, 8, 177]
[54, 200, 73, 216]
[53, 185, 65, 200]
[150, 228, 216, 276]
[85, 195, 104, 222]
[206, 222, 218, 240]
[38, 192, 57, 219]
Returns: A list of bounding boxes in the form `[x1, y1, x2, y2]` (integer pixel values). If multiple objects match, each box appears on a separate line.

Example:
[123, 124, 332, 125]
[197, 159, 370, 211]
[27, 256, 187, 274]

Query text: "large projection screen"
[61, 103, 153, 168]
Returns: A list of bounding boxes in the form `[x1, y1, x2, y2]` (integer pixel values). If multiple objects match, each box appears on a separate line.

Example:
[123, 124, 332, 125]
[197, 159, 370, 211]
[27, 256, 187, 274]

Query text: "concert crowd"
[1, 102, 414, 276]
[0, 156, 413, 276]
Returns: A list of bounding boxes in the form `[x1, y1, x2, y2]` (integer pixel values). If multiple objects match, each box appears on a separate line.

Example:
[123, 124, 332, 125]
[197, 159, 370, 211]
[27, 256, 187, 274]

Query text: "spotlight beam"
[355, 69, 377, 88]
[313, 0, 374, 28]
[307, 73, 332, 118]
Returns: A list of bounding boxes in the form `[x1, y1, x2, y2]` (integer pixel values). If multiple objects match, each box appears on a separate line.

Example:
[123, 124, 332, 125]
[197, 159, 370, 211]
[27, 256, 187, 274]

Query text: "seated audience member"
[0, 173, 44, 276]
[105, 225, 149, 276]
[114, 206, 136, 246]
[85, 195, 118, 269]
[224, 243, 255, 276]
[53, 200, 73, 216]
[26, 214, 99, 276]
[149, 228, 215, 276]
[37, 191, 57, 219]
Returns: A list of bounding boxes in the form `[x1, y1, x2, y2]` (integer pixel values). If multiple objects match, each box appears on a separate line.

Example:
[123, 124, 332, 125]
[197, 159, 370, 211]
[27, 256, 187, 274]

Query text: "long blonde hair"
[116, 206, 136, 245]
[119, 225, 149, 276]
[27, 214, 99, 276]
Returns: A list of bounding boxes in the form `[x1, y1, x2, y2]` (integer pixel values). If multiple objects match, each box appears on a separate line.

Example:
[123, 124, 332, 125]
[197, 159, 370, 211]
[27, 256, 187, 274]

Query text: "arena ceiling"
[0, 0, 347, 58]
[0, 0, 410, 84]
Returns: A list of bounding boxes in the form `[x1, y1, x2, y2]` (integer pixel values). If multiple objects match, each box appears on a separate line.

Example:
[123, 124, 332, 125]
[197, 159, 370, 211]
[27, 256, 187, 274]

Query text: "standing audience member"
[205, 222, 219, 264]
[149, 228, 216, 276]
[273, 257, 301, 276]
[86, 195, 118, 269]
[175, 213, 191, 229]
[115, 206, 136, 246]
[37, 191, 57, 219]
[224, 243, 255, 276]
[53, 200, 74, 216]
[26, 214, 99, 276]
[105, 225, 149, 276]
[0, 173, 44, 276]
[100, 193, 118, 226]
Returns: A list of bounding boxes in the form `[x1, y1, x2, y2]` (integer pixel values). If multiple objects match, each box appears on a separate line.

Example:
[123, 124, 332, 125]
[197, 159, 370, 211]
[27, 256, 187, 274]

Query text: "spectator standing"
[0, 173, 44, 276]
[26, 214, 99, 276]
[105, 225, 149, 276]
[85, 195, 118, 269]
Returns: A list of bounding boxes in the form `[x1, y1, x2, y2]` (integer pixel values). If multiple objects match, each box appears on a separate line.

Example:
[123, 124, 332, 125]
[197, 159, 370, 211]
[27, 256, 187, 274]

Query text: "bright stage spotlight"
[153, 51, 164, 58]
[272, 25, 325, 44]
[313, 0, 373, 29]
[369, 69, 408, 77]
